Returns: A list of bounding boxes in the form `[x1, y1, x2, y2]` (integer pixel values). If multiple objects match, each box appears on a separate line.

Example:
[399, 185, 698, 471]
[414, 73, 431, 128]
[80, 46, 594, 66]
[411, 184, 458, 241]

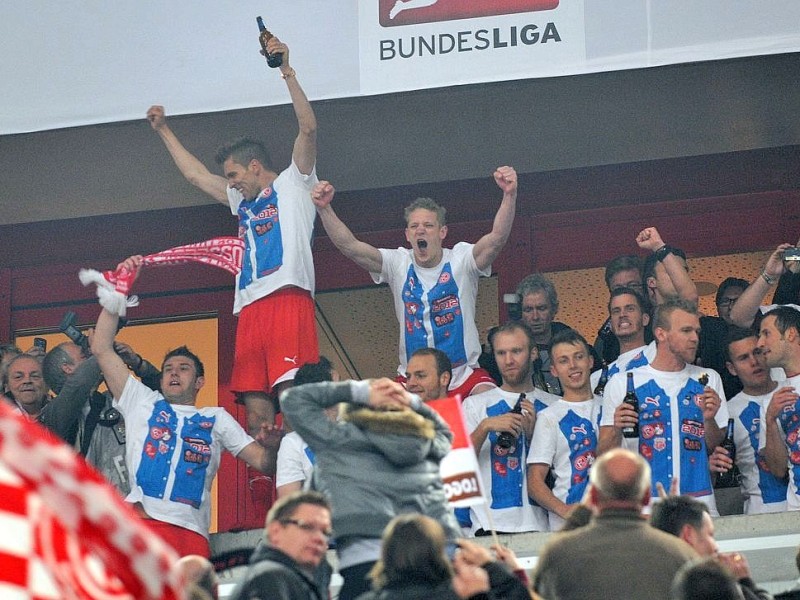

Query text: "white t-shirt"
[760, 374, 800, 510]
[528, 396, 602, 530]
[601, 363, 728, 514]
[276, 431, 314, 490]
[590, 342, 656, 393]
[228, 161, 318, 314]
[115, 376, 254, 538]
[463, 388, 551, 533]
[372, 242, 489, 389]
[729, 387, 788, 514]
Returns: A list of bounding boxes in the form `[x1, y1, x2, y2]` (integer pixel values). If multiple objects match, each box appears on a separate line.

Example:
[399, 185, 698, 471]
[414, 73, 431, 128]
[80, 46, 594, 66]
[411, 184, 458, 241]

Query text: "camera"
[784, 247, 800, 261]
[59, 311, 90, 352]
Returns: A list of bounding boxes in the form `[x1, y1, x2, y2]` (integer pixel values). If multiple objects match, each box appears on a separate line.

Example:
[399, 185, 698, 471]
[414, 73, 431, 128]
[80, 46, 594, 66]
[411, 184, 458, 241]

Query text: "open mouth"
[417, 240, 428, 249]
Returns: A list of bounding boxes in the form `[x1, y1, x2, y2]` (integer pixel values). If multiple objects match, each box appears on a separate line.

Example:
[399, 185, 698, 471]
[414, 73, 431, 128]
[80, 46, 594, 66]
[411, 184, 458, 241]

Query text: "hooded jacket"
[229, 543, 329, 600]
[280, 381, 461, 541]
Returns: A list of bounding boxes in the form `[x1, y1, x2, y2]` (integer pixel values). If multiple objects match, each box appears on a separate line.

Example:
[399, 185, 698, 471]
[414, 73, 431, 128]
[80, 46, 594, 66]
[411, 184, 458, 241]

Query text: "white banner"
[2, 1, 800, 134]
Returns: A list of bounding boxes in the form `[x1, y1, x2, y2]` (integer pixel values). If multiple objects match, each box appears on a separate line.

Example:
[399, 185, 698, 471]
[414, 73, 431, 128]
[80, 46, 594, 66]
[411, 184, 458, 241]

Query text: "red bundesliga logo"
[380, 0, 559, 27]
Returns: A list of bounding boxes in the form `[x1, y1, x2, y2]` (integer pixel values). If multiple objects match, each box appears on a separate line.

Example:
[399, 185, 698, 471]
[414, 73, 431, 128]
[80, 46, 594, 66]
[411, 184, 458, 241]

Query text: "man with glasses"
[230, 491, 333, 600]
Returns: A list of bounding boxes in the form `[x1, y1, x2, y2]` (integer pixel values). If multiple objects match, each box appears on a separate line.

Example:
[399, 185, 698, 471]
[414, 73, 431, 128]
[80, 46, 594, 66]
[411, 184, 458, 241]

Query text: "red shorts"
[230, 287, 319, 394]
[144, 519, 210, 558]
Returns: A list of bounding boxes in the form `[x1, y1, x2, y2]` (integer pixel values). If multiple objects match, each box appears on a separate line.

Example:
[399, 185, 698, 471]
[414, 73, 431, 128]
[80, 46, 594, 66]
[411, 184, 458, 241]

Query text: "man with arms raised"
[532, 448, 696, 600]
[599, 298, 728, 513]
[147, 37, 318, 455]
[91, 257, 274, 557]
[528, 330, 601, 530]
[462, 321, 557, 535]
[311, 168, 517, 399]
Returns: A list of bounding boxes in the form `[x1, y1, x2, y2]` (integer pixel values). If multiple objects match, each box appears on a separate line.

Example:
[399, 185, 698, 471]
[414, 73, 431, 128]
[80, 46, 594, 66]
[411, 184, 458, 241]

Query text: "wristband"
[761, 270, 777, 286]
[281, 68, 296, 80]
[654, 244, 673, 263]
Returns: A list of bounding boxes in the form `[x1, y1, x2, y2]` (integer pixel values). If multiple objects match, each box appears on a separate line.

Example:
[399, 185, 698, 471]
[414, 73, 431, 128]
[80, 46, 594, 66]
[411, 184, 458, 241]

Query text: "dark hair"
[724, 326, 758, 362]
[404, 197, 446, 226]
[516, 273, 559, 314]
[550, 328, 591, 356]
[409, 347, 452, 381]
[267, 490, 330, 526]
[715, 277, 749, 306]
[652, 298, 699, 332]
[671, 558, 743, 600]
[214, 137, 274, 171]
[650, 495, 709, 537]
[607, 287, 648, 314]
[370, 514, 453, 589]
[643, 246, 688, 282]
[492, 320, 536, 353]
[763, 306, 800, 337]
[42, 342, 78, 394]
[605, 255, 643, 289]
[162, 346, 205, 377]
[295, 356, 334, 386]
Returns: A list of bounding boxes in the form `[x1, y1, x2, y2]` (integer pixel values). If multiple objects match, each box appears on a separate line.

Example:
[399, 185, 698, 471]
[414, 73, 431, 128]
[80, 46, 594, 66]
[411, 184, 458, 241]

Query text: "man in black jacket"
[230, 491, 332, 600]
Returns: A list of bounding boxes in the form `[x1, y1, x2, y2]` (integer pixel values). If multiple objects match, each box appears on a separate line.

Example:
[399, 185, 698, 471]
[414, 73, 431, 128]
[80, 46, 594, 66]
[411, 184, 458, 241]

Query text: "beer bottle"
[256, 16, 283, 68]
[593, 361, 609, 396]
[496, 393, 525, 449]
[715, 418, 741, 488]
[621, 372, 639, 438]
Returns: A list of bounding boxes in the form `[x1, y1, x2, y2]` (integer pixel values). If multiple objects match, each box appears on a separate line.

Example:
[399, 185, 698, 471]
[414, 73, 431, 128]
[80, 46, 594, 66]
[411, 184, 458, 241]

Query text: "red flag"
[427, 395, 487, 508]
[0, 402, 181, 600]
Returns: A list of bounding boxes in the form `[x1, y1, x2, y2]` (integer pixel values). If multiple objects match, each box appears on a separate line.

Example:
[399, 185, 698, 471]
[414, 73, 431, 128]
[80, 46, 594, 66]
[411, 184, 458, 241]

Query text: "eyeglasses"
[611, 283, 644, 292]
[717, 298, 738, 308]
[280, 519, 333, 539]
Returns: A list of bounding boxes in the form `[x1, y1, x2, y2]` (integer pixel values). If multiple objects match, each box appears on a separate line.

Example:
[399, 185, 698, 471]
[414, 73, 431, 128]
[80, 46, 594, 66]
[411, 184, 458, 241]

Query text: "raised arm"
[637, 227, 698, 304]
[473, 166, 518, 272]
[268, 38, 317, 176]
[146, 105, 228, 203]
[730, 244, 794, 328]
[312, 181, 384, 273]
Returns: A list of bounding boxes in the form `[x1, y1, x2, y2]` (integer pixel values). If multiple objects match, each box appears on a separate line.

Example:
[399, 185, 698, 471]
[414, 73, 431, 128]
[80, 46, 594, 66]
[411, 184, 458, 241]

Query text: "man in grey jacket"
[281, 377, 460, 600]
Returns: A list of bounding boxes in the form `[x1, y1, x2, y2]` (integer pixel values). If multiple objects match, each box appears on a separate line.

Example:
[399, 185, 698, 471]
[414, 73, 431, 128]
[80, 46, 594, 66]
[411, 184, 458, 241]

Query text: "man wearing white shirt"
[599, 298, 728, 513]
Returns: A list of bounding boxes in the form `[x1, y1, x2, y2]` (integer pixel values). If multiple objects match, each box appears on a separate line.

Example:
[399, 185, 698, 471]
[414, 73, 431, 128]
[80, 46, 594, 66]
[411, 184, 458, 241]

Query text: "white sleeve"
[113, 375, 156, 416]
[276, 434, 308, 488]
[600, 376, 626, 427]
[371, 247, 401, 284]
[453, 241, 490, 278]
[528, 410, 557, 465]
[217, 410, 256, 456]
[227, 186, 243, 215]
[710, 370, 730, 427]
[463, 396, 483, 435]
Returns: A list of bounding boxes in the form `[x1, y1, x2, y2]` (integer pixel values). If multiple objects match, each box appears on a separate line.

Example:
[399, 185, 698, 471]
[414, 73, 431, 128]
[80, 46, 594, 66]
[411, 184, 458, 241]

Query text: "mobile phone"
[33, 337, 47, 352]
[784, 247, 800, 261]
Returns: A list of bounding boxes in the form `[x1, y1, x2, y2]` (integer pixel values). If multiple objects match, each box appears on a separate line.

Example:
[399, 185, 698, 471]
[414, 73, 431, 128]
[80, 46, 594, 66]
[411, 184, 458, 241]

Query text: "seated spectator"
[528, 330, 601, 530]
[651, 495, 770, 600]
[516, 273, 599, 395]
[358, 513, 530, 600]
[671, 558, 745, 600]
[228, 491, 333, 600]
[276, 356, 338, 498]
[532, 448, 696, 599]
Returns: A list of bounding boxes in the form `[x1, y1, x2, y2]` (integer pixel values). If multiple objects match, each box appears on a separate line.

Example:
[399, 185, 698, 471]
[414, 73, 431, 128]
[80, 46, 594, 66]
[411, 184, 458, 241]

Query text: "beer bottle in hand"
[715, 418, 741, 488]
[621, 372, 639, 438]
[594, 361, 609, 396]
[256, 16, 283, 68]
[496, 393, 525, 449]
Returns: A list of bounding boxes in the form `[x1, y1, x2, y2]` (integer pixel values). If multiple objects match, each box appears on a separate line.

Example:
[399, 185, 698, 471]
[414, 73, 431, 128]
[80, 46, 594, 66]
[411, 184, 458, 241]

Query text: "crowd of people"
[2, 30, 800, 600]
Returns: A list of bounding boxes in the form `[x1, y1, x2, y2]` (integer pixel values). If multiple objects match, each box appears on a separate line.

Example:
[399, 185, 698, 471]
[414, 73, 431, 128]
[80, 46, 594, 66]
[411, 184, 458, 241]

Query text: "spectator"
[311, 168, 518, 399]
[651, 496, 771, 600]
[599, 298, 728, 513]
[716, 278, 750, 326]
[594, 254, 648, 363]
[463, 321, 558, 535]
[5, 353, 48, 421]
[146, 36, 320, 464]
[405, 347, 452, 402]
[92, 256, 276, 557]
[0, 343, 21, 403]
[671, 558, 745, 600]
[516, 273, 599, 395]
[174, 555, 219, 600]
[756, 306, 800, 511]
[532, 448, 697, 599]
[229, 491, 332, 600]
[358, 514, 530, 600]
[639, 227, 699, 308]
[528, 329, 601, 530]
[708, 328, 787, 514]
[280, 377, 460, 600]
[276, 357, 338, 498]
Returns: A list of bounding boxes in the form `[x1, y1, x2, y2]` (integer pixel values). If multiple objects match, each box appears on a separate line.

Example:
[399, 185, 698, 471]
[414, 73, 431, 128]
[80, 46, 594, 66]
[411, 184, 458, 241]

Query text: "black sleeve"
[773, 272, 800, 306]
[484, 561, 531, 600]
